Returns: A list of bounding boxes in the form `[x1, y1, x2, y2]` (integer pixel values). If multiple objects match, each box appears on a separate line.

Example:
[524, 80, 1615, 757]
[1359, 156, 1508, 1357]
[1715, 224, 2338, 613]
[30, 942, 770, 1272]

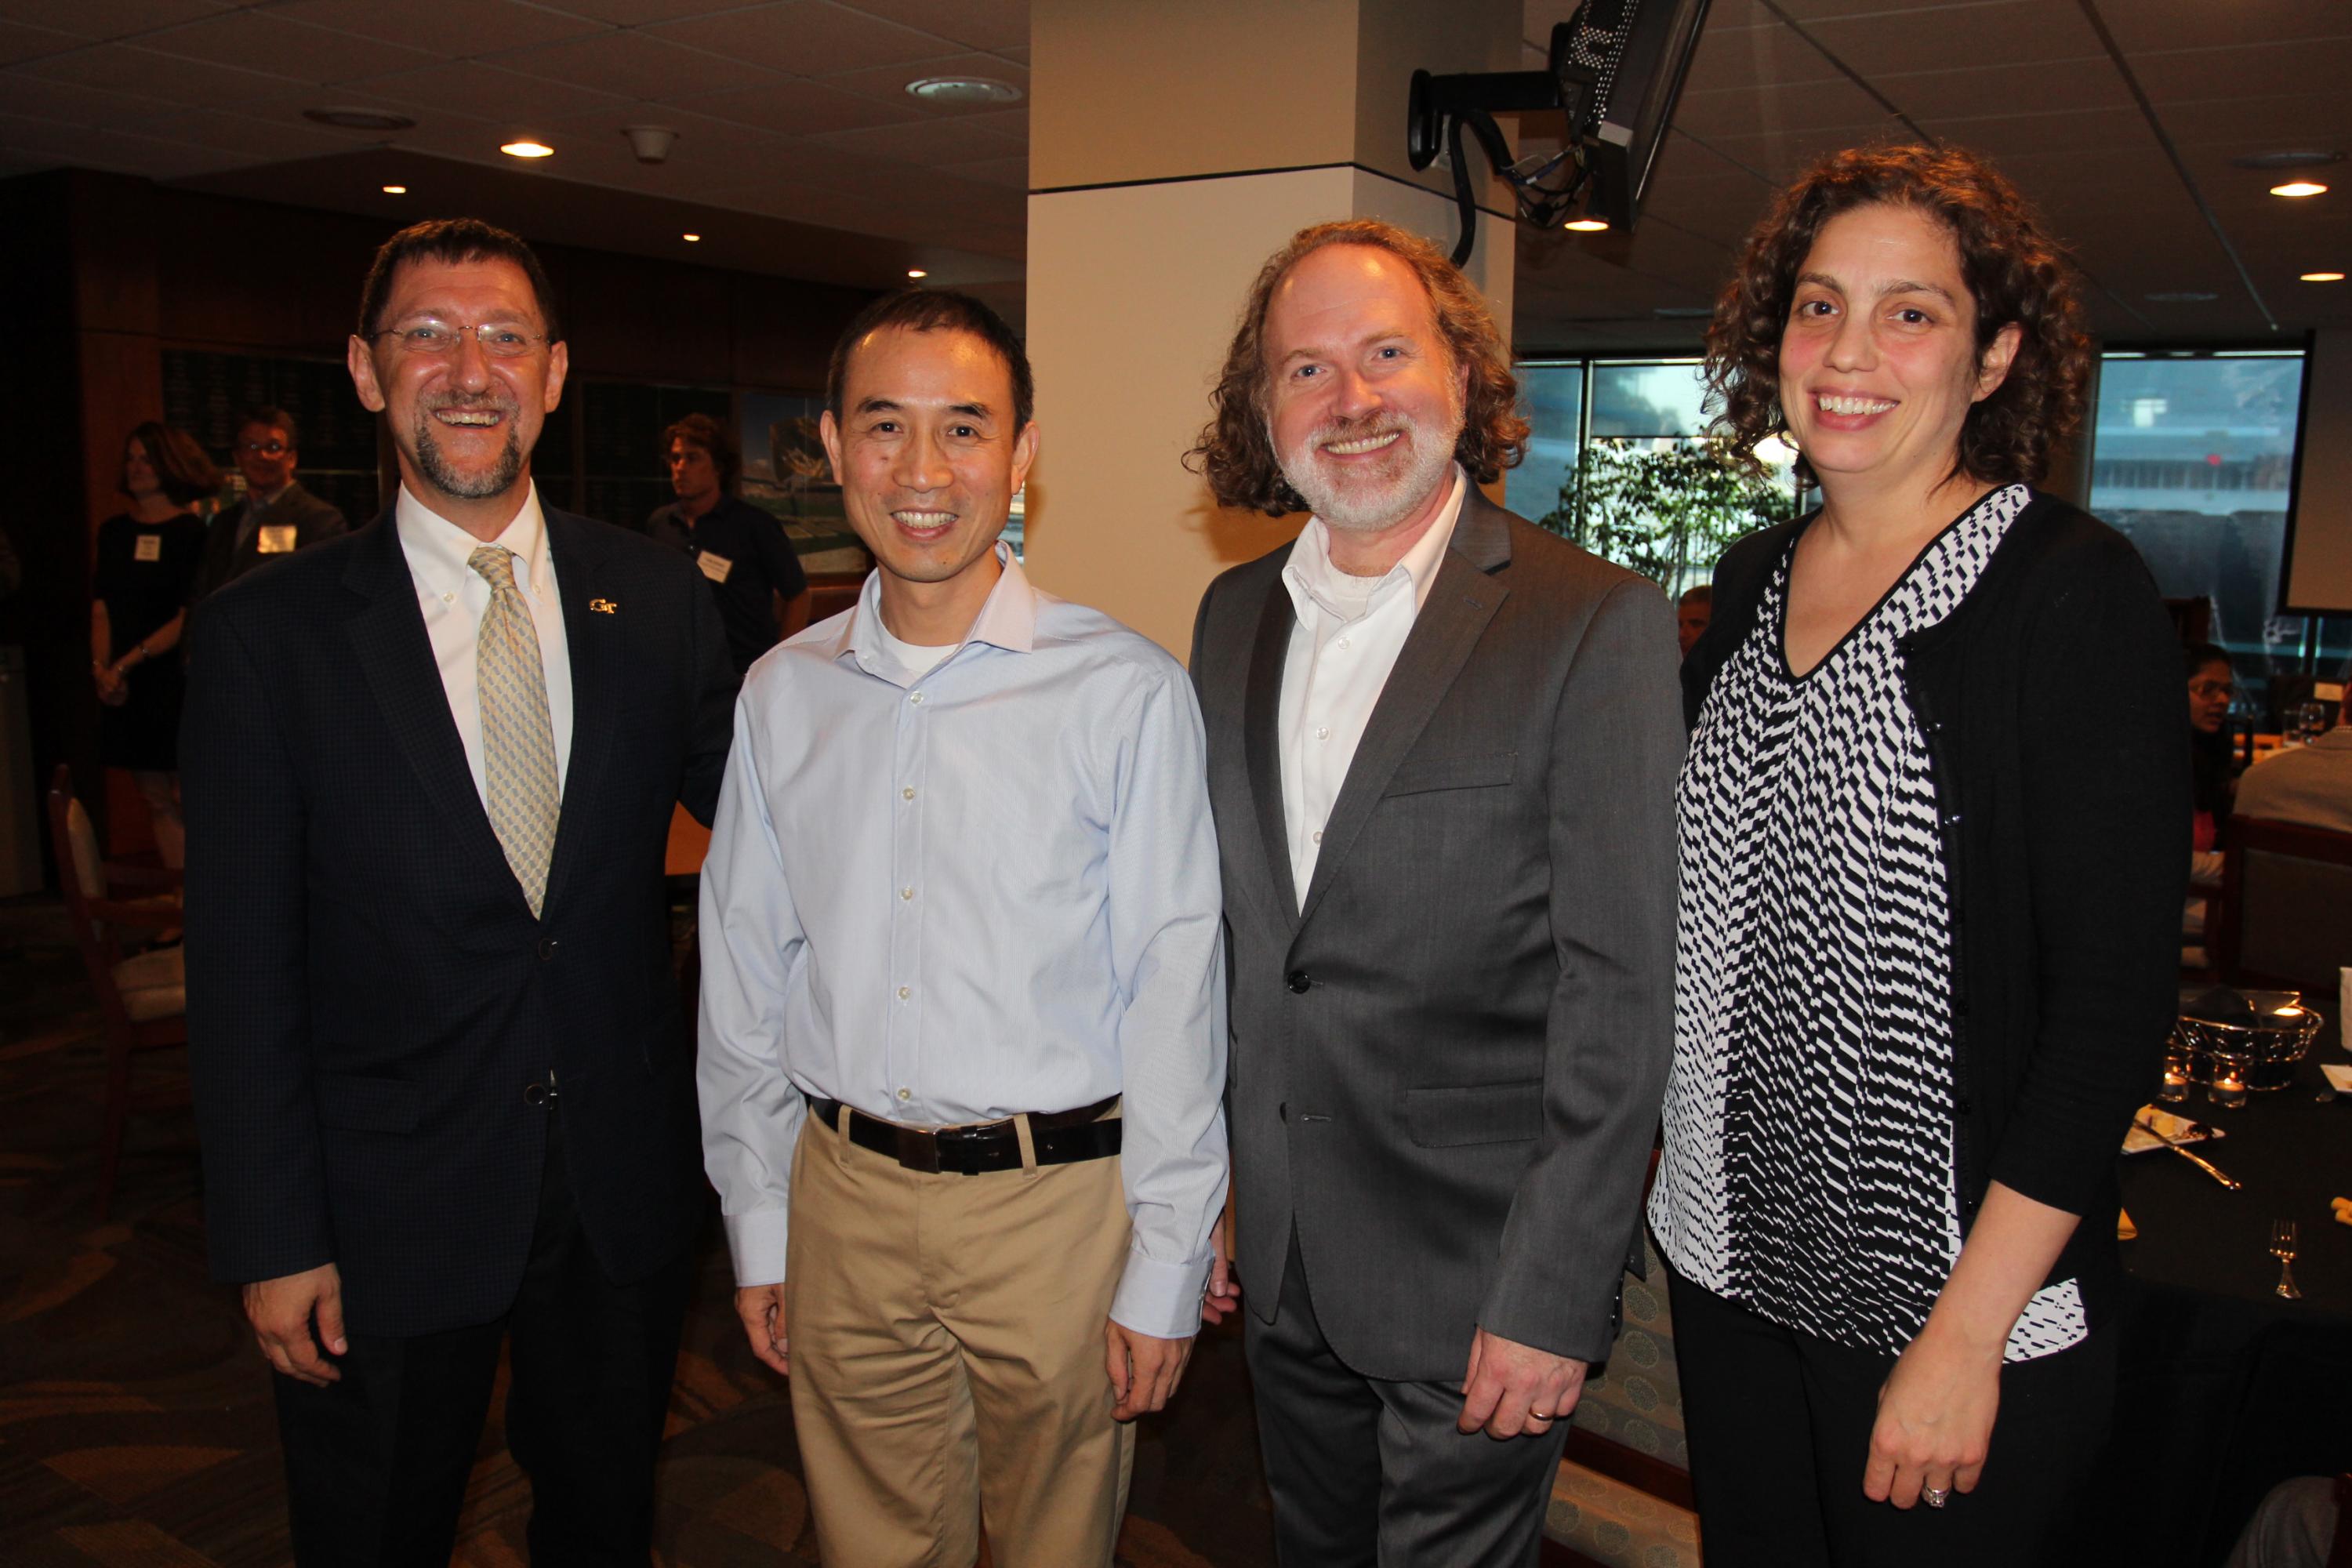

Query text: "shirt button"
[902, 786, 916, 800]
[1312, 829, 1323, 844]
[1287, 969, 1312, 994]
[1316, 726, 1330, 741]
[898, 1087, 912, 1102]
[897, 985, 911, 1000]
[441, 592, 454, 604]
[900, 887, 914, 901]
[909, 691, 925, 705]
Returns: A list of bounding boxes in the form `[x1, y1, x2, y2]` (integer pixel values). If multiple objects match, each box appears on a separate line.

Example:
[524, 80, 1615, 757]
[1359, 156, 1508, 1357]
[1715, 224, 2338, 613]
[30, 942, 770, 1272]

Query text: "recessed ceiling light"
[683, 232, 701, 242]
[501, 140, 554, 159]
[381, 183, 407, 195]
[2303, 270, 2347, 282]
[906, 268, 928, 278]
[2270, 180, 2328, 198]
[305, 106, 416, 131]
[905, 75, 1022, 105]
[1563, 217, 1610, 232]
[2231, 150, 2343, 171]
[2144, 290, 2219, 303]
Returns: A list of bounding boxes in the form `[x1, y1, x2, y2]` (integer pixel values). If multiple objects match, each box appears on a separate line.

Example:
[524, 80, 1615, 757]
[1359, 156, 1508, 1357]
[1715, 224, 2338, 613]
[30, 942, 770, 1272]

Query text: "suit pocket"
[1403, 1080, 1543, 1146]
[314, 1073, 422, 1134]
[1384, 750, 1516, 798]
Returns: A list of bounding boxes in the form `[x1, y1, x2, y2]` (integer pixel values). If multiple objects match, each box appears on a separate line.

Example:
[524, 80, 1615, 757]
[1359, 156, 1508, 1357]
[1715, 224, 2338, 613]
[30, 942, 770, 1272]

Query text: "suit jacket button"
[1286, 969, 1311, 993]
[524, 1081, 549, 1107]
[537, 937, 559, 960]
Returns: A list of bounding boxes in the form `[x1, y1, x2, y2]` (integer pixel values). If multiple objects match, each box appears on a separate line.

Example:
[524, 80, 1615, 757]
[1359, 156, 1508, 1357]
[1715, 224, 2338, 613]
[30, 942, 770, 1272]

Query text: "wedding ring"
[1527, 1410, 1553, 1421]
[1922, 1486, 1951, 1508]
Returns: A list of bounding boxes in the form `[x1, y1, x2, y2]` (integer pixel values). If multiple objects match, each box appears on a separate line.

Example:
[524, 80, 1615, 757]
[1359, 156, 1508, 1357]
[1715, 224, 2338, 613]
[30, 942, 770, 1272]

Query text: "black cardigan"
[1684, 491, 2190, 1328]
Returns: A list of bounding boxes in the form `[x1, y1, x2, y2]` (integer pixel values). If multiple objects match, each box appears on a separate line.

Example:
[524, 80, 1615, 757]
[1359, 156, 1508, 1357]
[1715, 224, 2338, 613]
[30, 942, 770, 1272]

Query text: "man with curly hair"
[1185, 220, 1684, 1564]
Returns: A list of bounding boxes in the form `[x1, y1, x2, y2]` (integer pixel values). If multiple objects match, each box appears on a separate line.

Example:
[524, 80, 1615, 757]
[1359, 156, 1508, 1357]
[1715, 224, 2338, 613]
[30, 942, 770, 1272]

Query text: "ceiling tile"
[1687, 117, 1919, 182]
[2156, 93, 2352, 154]
[138, 9, 437, 83]
[0, 0, 235, 42]
[1918, 105, 2152, 161]
[271, 0, 608, 57]
[10, 42, 321, 114]
[1671, 74, 1889, 140]
[0, 18, 80, 64]
[1876, 56, 2129, 122]
[2130, 36, 2352, 107]
[835, 0, 1025, 54]
[809, 114, 1021, 165]
[1800, 1, 2104, 77]
[1679, 20, 1846, 96]
[491, 29, 786, 99]
[0, 69, 177, 127]
[343, 58, 629, 125]
[817, 50, 1026, 111]
[0, 107, 249, 176]
[118, 104, 359, 161]
[943, 153, 1025, 189]
[694, 76, 918, 135]
[2100, 0, 2352, 56]
[649, 2, 960, 77]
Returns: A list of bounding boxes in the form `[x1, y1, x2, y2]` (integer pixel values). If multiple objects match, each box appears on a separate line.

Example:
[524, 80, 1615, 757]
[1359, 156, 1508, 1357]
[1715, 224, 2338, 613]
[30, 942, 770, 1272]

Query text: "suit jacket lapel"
[1243, 571, 1302, 930]
[1297, 491, 1512, 925]
[539, 510, 617, 917]
[342, 514, 514, 888]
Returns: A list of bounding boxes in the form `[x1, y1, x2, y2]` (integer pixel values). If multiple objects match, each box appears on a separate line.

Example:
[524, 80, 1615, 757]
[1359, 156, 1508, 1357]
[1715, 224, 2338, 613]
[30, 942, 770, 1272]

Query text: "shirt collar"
[395, 481, 552, 599]
[247, 481, 294, 512]
[829, 540, 1038, 675]
[1282, 465, 1467, 624]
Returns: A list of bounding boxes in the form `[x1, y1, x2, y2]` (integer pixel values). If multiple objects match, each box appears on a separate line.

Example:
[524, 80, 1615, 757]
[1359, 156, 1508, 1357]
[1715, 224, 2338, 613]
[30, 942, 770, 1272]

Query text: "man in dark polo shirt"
[638, 412, 808, 679]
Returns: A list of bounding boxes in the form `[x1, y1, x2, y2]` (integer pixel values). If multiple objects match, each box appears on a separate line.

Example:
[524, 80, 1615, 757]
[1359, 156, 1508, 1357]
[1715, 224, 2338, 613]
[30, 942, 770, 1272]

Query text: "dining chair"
[2211, 817, 2352, 993]
[45, 765, 189, 1220]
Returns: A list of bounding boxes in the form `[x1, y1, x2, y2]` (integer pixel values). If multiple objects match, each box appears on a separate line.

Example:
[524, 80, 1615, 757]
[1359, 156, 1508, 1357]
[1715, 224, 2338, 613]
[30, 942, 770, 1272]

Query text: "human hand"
[1864, 1319, 2001, 1507]
[243, 1263, 347, 1387]
[1105, 1320, 1196, 1421]
[1200, 1215, 1240, 1326]
[735, 1284, 789, 1377]
[93, 662, 128, 706]
[1457, 1327, 1587, 1439]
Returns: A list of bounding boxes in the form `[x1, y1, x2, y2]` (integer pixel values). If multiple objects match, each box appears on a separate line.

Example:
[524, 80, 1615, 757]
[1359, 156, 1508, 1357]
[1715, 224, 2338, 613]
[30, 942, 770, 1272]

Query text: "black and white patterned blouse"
[1650, 484, 2086, 1363]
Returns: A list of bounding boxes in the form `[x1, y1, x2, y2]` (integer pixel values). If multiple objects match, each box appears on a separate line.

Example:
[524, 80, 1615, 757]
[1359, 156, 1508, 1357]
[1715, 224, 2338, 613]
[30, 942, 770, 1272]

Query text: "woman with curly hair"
[92, 422, 218, 868]
[1649, 144, 2187, 1563]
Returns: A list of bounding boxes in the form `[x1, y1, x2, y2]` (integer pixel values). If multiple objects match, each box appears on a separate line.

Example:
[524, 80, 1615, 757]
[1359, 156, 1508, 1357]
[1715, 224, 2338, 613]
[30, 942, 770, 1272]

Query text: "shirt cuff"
[723, 1205, 792, 1288]
[1109, 1244, 1212, 1341]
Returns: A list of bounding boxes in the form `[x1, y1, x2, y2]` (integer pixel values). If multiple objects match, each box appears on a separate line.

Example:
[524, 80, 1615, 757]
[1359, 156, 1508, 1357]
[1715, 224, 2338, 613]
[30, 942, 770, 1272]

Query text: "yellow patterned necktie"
[468, 545, 561, 917]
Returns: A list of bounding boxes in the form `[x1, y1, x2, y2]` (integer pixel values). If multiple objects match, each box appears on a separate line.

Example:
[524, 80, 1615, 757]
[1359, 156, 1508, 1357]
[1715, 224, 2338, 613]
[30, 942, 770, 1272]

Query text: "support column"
[1022, 0, 1523, 657]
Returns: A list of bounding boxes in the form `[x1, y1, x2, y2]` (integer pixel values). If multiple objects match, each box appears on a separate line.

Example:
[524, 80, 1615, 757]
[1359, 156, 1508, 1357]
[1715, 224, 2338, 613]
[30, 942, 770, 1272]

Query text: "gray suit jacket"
[1189, 488, 1683, 1378]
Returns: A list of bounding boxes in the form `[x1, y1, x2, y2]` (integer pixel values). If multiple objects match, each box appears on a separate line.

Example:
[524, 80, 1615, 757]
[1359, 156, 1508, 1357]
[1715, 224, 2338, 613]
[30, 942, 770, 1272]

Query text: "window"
[1512, 358, 1802, 595]
[2085, 351, 2331, 707]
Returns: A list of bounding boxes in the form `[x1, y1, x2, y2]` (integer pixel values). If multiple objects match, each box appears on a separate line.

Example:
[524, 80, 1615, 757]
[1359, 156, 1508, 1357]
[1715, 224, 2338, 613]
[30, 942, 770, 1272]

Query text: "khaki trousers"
[786, 1108, 1136, 1568]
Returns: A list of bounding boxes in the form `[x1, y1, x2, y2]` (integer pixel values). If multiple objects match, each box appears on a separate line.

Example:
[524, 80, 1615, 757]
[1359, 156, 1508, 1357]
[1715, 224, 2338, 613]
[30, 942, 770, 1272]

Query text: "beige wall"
[1022, 169, 1514, 658]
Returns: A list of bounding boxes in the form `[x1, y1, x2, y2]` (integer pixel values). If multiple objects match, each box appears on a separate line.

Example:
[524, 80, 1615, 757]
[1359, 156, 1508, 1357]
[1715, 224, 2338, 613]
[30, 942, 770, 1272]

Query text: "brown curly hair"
[1187, 220, 1530, 517]
[1704, 143, 2091, 488]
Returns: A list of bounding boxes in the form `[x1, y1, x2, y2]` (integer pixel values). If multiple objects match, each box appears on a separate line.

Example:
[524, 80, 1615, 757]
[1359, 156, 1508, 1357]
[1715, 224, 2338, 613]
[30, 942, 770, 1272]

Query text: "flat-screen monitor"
[2283, 328, 2352, 615]
[1560, 0, 1715, 230]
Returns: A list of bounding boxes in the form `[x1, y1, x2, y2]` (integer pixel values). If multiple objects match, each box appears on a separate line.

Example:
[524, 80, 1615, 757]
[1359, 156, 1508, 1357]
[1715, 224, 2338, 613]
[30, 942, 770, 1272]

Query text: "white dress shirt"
[394, 482, 575, 804]
[1278, 466, 1467, 898]
[696, 545, 1229, 1338]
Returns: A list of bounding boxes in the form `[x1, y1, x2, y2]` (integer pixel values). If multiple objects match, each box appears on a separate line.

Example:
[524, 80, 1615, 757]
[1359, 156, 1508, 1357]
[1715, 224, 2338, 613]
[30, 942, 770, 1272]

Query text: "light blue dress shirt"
[697, 546, 1229, 1338]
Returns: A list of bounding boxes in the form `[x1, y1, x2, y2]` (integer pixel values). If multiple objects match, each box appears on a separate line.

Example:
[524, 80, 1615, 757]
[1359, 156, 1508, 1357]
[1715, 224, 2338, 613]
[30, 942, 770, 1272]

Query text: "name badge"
[132, 533, 162, 563]
[696, 550, 735, 584]
[256, 524, 297, 554]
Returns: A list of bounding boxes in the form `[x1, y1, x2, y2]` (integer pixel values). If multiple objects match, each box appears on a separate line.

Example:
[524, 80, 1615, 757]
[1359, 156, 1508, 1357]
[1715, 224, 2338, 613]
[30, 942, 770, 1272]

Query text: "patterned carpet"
[0, 896, 1279, 1567]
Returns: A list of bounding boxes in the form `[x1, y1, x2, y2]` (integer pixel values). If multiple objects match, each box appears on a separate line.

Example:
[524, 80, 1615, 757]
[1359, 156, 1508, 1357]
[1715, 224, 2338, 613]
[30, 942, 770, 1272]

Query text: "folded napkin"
[2123, 1105, 2226, 1155]
[2323, 1063, 2352, 1094]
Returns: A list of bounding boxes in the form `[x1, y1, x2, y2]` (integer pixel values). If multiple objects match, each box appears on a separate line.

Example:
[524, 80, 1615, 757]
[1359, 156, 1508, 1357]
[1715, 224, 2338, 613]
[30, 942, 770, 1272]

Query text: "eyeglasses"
[372, 321, 549, 358]
[239, 439, 289, 456]
[2189, 680, 2234, 700]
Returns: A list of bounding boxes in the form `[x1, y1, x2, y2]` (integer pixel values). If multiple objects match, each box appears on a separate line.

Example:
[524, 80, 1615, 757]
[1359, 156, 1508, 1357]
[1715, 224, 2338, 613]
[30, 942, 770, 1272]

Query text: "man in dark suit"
[1186, 220, 1683, 1565]
[181, 218, 734, 1566]
[188, 406, 348, 612]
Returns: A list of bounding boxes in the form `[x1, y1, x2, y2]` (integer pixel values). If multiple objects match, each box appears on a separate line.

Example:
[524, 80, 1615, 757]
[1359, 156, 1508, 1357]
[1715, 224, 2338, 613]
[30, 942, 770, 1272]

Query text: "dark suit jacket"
[1190, 488, 1684, 1379]
[182, 505, 735, 1338]
[190, 482, 349, 608]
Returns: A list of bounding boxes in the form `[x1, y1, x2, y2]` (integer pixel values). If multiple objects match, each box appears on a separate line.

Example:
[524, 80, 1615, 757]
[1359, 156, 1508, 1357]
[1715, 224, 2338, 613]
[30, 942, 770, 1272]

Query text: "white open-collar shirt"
[1277, 466, 1467, 899]
[394, 481, 575, 805]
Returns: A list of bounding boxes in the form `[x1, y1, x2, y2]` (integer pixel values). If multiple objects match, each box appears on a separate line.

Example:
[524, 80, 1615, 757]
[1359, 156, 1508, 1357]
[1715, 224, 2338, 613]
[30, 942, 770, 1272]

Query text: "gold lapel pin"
[589, 597, 618, 615]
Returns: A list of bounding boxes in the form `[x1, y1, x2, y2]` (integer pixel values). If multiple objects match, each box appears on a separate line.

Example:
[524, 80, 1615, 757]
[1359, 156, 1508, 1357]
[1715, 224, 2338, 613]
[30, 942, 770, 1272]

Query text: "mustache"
[1305, 413, 1413, 447]
[421, 392, 521, 416]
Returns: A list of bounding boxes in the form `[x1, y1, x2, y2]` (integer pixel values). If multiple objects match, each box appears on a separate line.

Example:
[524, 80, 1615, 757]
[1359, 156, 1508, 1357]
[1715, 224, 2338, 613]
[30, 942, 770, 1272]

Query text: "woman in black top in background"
[92, 423, 217, 869]
[1651, 144, 2187, 1566]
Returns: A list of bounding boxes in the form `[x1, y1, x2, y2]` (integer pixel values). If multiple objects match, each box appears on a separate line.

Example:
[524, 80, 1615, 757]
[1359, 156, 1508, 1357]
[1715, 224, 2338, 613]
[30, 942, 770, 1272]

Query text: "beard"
[1273, 392, 1466, 532]
[411, 397, 526, 502]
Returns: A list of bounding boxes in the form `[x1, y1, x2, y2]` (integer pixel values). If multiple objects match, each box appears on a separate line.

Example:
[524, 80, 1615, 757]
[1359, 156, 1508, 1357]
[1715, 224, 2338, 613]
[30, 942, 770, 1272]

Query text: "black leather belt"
[809, 1094, 1122, 1175]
